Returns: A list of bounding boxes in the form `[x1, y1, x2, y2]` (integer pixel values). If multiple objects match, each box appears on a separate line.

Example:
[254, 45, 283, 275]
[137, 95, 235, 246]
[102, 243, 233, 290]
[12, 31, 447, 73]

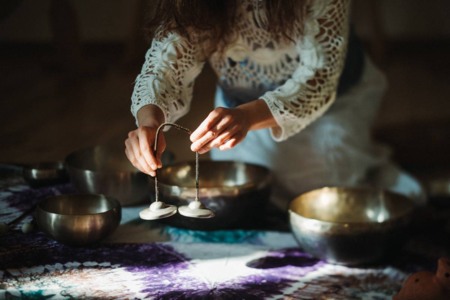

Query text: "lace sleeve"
[131, 31, 206, 126]
[260, 0, 351, 141]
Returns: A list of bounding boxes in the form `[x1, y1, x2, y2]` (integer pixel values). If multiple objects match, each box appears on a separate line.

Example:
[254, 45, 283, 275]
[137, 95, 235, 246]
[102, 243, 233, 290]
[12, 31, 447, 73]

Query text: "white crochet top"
[131, 0, 350, 141]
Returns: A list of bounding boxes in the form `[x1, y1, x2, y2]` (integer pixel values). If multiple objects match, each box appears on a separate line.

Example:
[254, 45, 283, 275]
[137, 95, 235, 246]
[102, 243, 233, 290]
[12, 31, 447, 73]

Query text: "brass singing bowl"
[22, 161, 68, 188]
[154, 160, 272, 230]
[289, 187, 416, 266]
[425, 174, 450, 207]
[35, 194, 121, 246]
[65, 142, 151, 206]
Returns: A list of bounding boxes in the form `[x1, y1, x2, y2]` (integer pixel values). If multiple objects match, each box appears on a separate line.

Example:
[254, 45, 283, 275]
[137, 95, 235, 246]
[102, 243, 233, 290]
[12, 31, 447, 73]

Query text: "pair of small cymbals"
[139, 201, 214, 220]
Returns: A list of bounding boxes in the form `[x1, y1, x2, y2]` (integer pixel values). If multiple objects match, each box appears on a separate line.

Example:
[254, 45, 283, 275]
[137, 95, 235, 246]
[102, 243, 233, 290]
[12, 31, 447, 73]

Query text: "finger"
[124, 143, 139, 169]
[190, 108, 226, 142]
[154, 134, 166, 168]
[196, 128, 238, 154]
[125, 146, 155, 176]
[126, 133, 155, 175]
[210, 125, 239, 148]
[218, 129, 245, 151]
[195, 121, 242, 153]
[214, 114, 233, 134]
[124, 136, 140, 169]
[191, 130, 217, 152]
[125, 138, 155, 176]
[135, 127, 157, 169]
[125, 138, 153, 175]
[218, 137, 239, 151]
[190, 121, 218, 144]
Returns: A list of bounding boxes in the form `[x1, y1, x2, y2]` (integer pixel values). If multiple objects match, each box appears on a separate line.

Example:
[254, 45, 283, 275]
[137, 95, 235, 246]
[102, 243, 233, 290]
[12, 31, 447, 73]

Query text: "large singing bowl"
[289, 187, 416, 266]
[65, 143, 151, 206]
[35, 194, 121, 246]
[153, 160, 272, 230]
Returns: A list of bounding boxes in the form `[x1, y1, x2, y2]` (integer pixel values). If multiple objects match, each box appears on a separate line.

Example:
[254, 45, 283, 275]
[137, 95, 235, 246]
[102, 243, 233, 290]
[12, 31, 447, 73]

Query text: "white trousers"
[211, 57, 426, 209]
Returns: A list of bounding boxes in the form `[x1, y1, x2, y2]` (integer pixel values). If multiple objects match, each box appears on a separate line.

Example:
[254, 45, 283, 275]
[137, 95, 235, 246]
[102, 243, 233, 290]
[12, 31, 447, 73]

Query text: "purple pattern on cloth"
[0, 233, 187, 270]
[1, 185, 322, 300]
[1, 169, 449, 299]
[246, 247, 322, 270]
[1, 182, 76, 228]
[1, 233, 194, 298]
[0, 178, 324, 298]
[0, 233, 322, 299]
[149, 248, 325, 299]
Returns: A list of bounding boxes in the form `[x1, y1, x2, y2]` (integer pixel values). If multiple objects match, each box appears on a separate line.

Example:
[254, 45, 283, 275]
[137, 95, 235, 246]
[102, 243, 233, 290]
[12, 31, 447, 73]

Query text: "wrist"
[237, 99, 277, 130]
[136, 104, 165, 128]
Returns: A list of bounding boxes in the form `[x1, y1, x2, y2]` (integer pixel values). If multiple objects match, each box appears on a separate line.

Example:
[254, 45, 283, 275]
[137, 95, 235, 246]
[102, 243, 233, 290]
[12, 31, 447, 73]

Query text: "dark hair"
[145, 0, 309, 44]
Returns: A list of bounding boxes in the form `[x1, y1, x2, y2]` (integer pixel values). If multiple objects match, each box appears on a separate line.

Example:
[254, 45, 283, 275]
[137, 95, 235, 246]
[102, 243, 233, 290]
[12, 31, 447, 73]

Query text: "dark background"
[1, 0, 449, 184]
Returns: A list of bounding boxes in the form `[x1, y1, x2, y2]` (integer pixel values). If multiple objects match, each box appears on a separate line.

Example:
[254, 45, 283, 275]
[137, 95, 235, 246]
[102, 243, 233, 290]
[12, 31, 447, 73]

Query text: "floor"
[1, 40, 450, 184]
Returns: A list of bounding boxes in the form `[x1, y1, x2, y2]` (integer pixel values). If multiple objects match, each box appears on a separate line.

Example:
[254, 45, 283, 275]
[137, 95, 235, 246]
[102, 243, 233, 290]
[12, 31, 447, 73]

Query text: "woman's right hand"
[124, 105, 166, 177]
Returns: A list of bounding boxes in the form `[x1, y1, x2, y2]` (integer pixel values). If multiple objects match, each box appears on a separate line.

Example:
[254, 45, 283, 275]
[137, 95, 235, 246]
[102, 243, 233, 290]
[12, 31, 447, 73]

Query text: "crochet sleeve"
[260, 0, 351, 141]
[131, 30, 206, 125]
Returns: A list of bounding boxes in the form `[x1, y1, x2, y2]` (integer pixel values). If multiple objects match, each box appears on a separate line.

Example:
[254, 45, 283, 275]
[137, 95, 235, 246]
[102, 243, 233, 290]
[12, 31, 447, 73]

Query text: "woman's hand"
[190, 99, 277, 154]
[190, 106, 251, 154]
[125, 126, 166, 176]
[124, 105, 166, 176]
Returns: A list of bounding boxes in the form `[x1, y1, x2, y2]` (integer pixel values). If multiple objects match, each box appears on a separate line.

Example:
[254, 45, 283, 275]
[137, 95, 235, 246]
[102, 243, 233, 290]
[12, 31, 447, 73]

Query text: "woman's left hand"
[190, 106, 250, 154]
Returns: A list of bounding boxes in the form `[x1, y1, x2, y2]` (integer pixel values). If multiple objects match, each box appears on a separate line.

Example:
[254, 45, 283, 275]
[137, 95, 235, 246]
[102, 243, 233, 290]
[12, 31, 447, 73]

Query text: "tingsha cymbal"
[178, 200, 215, 218]
[139, 201, 177, 220]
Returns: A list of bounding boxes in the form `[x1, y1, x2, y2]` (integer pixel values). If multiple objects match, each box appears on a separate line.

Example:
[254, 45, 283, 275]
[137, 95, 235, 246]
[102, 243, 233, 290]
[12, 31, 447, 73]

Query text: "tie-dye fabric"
[0, 166, 446, 299]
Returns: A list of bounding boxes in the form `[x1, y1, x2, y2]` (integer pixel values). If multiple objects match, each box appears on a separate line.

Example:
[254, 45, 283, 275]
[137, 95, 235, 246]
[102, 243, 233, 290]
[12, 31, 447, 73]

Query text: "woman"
[125, 0, 425, 210]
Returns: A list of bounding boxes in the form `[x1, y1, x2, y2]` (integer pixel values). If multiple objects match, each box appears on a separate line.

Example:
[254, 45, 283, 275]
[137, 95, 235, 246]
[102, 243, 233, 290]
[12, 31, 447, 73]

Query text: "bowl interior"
[290, 187, 415, 224]
[157, 160, 270, 189]
[154, 160, 272, 230]
[38, 194, 120, 216]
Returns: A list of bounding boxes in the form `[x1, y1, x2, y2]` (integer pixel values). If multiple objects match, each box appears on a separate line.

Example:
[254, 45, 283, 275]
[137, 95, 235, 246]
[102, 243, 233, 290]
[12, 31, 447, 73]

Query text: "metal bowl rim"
[156, 159, 272, 191]
[64, 144, 143, 175]
[36, 193, 122, 216]
[289, 186, 416, 227]
[64, 162, 143, 176]
[23, 161, 66, 177]
[288, 209, 412, 231]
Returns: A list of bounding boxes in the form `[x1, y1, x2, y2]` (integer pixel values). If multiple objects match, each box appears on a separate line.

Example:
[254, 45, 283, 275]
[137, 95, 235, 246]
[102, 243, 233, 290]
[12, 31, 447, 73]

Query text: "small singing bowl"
[35, 194, 121, 246]
[154, 160, 272, 230]
[23, 161, 68, 188]
[289, 187, 416, 266]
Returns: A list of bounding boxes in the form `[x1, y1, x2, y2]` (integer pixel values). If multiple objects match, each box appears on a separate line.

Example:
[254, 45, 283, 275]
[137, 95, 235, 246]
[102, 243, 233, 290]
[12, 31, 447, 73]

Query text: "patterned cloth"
[0, 165, 448, 299]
